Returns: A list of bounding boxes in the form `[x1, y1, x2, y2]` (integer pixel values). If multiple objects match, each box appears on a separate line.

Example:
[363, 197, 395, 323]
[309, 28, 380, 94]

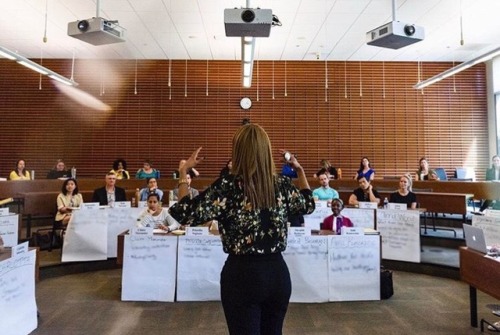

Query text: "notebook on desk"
[463, 224, 488, 254]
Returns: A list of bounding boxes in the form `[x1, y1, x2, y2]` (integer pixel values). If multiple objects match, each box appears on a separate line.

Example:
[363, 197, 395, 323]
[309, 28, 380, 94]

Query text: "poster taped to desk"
[0, 249, 37, 335]
[284, 235, 329, 302]
[0, 214, 18, 247]
[62, 209, 108, 262]
[122, 234, 178, 302]
[376, 209, 420, 263]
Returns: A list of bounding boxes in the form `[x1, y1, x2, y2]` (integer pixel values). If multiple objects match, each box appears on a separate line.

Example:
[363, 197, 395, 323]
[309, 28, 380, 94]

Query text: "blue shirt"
[356, 168, 375, 181]
[139, 188, 164, 201]
[281, 164, 298, 178]
[313, 187, 339, 200]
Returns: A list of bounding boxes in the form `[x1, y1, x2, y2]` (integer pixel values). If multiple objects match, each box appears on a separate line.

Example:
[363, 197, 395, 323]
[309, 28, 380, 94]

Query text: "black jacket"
[91, 186, 127, 205]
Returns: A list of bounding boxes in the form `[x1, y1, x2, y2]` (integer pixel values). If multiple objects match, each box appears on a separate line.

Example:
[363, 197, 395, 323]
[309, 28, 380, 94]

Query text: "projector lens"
[77, 20, 89, 32]
[404, 25, 415, 36]
[241, 9, 255, 23]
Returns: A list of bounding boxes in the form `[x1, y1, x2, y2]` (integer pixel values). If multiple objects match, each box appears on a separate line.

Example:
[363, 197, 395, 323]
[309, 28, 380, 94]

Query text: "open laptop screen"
[463, 224, 488, 254]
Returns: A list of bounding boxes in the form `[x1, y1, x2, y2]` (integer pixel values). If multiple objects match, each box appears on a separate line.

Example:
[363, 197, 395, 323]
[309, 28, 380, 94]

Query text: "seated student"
[353, 157, 375, 181]
[219, 159, 232, 178]
[389, 175, 417, 209]
[415, 157, 430, 180]
[480, 155, 500, 212]
[55, 178, 83, 226]
[172, 174, 199, 200]
[91, 172, 127, 207]
[9, 159, 30, 180]
[281, 154, 298, 179]
[312, 172, 339, 201]
[137, 193, 180, 232]
[313, 160, 339, 179]
[137, 177, 164, 201]
[136, 160, 160, 179]
[110, 159, 130, 180]
[348, 176, 381, 206]
[173, 162, 199, 179]
[47, 159, 70, 179]
[321, 199, 353, 234]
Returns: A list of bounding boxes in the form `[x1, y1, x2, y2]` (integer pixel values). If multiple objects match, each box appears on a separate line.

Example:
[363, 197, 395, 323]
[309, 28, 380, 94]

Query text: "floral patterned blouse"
[169, 174, 315, 255]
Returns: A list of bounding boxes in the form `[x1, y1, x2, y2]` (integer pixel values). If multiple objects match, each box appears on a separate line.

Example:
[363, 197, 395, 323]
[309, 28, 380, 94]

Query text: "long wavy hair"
[231, 124, 276, 209]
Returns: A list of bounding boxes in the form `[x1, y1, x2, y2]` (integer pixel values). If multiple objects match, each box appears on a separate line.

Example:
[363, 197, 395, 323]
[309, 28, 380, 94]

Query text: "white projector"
[68, 17, 125, 45]
[366, 21, 424, 49]
[224, 8, 273, 37]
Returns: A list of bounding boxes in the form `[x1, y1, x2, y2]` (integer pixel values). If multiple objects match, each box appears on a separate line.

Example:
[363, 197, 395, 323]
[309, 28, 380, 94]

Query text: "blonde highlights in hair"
[232, 124, 276, 209]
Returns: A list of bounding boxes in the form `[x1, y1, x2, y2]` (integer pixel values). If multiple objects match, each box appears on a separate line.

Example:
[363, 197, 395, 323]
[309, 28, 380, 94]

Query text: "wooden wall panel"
[0, 59, 489, 181]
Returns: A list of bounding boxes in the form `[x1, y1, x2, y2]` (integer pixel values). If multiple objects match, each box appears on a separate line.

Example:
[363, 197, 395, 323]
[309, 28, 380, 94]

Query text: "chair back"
[434, 168, 448, 181]
[454, 167, 475, 181]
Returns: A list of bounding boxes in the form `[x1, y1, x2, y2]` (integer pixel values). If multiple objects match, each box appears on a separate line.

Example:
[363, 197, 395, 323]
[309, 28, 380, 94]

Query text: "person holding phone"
[169, 124, 315, 335]
[281, 152, 298, 178]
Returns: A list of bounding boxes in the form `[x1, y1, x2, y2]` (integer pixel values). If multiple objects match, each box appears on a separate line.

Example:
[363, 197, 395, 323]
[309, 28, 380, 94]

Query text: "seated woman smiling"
[389, 174, 417, 209]
[137, 193, 180, 232]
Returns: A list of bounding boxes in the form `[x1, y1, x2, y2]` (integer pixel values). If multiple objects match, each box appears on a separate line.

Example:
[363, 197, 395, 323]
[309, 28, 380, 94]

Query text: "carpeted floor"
[31, 268, 499, 335]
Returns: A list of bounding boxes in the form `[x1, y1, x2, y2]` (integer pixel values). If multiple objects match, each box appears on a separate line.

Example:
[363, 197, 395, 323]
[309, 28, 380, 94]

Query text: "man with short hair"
[91, 172, 127, 207]
[348, 176, 381, 206]
[312, 172, 339, 201]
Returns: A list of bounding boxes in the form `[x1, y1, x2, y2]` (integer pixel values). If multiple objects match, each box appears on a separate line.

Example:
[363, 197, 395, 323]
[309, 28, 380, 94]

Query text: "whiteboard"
[376, 209, 421, 263]
[328, 235, 380, 301]
[342, 208, 375, 229]
[0, 214, 18, 247]
[176, 235, 227, 301]
[472, 215, 500, 246]
[0, 249, 37, 335]
[121, 234, 178, 302]
[284, 236, 329, 303]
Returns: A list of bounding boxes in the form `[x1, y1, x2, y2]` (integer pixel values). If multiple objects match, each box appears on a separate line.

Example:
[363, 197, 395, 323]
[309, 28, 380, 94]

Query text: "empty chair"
[454, 167, 475, 181]
[434, 168, 448, 181]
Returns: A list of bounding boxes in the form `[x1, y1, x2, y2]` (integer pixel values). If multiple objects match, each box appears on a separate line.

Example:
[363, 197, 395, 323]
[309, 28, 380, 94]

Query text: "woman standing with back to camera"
[169, 124, 315, 335]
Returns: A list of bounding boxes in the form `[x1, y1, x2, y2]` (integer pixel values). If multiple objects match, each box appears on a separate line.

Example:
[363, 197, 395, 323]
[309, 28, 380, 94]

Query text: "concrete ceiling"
[0, 0, 499, 63]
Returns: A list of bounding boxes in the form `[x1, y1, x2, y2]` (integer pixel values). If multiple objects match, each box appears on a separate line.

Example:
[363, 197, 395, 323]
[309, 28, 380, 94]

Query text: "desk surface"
[460, 246, 500, 300]
[339, 191, 473, 215]
[0, 178, 498, 201]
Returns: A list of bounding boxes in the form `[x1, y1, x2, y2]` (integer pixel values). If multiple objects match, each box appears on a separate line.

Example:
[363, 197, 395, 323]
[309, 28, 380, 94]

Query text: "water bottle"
[169, 190, 174, 202]
[31, 170, 35, 180]
[383, 197, 389, 209]
[71, 167, 77, 179]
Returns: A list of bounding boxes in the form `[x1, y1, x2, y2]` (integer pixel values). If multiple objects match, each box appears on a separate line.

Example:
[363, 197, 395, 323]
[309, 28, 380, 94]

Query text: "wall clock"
[240, 97, 252, 110]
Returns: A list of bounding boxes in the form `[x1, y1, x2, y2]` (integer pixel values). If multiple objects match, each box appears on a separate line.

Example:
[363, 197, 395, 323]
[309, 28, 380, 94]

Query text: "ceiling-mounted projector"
[367, 21, 424, 49]
[68, 17, 125, 45]
[224, 8, 273, 37]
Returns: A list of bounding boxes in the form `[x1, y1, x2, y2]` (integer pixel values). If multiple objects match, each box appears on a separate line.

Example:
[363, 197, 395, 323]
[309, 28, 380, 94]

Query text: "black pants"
[220, 253, 291, 335]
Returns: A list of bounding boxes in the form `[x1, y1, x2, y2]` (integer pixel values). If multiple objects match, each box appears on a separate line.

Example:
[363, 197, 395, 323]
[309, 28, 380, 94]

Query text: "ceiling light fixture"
[414, 45, 500, 90]
[0, 46, 77, 86]
[242, 36, 255, 88]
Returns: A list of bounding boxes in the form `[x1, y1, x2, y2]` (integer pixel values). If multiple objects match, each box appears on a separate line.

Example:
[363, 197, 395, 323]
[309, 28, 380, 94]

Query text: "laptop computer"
[463, 224, 488, 254]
